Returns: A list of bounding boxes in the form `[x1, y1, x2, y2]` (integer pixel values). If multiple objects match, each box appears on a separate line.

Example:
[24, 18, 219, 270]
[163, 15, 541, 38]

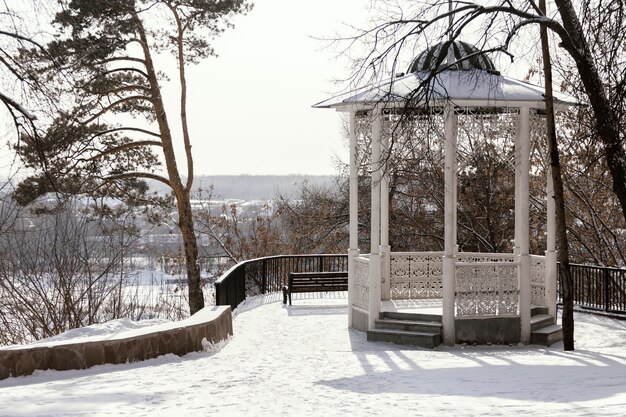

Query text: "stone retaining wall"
[0, 306, 232, 380]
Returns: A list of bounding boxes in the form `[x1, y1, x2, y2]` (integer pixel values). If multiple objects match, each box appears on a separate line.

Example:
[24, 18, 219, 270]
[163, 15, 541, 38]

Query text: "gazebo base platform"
[367, 304, 443, 349]
[354, 300, 562, 348]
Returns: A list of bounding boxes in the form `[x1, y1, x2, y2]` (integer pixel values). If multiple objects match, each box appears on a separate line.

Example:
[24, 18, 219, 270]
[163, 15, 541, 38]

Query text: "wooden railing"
[214, 254, 348, 311]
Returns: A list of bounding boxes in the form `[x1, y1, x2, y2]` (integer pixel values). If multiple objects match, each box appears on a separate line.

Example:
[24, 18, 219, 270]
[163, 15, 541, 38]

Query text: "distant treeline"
[150, 175, 339, 200]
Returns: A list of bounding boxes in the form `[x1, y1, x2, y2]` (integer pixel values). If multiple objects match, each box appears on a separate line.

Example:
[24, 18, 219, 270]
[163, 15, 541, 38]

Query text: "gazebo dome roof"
[408, 40, 498, 73]
[313, 41, 578, 111]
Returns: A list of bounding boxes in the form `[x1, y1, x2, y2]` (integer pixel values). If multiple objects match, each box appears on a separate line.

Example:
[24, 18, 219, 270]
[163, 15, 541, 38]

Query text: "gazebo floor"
[381, 298, 443, 317]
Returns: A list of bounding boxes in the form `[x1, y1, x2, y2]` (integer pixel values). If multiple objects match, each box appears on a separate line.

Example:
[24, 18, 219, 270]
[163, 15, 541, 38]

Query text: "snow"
[0, 307, 225, 350]
[1, 293, 625, 416]
[0, 318, 170, 350]
[314, 70, 578, 109]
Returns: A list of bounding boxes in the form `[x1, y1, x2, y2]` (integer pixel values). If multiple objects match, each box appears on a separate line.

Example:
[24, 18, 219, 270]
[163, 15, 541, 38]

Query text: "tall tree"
[539, 0, 574, 350]
[552, 0, 626, 225]
[15, 0, 251, 315]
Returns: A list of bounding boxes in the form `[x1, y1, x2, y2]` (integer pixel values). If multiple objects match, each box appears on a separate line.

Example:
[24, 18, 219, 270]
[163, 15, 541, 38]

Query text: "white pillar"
[348, 111, 359, 327]
[442, 103, 457, 346]
[514, 120, 521, 257]
[380, 120, 391, 301]
[545, 161, 557, 317]
[368, 106, 382, 330]
[517, 107, 531, 344]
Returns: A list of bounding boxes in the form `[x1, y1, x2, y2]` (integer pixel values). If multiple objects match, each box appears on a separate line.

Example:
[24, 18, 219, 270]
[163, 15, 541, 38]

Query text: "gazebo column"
[516, 107, 531, 344]
[348, 111, 359, 327]
[442, 103, 458, 346]
[368, 106, 383, 330]
[514, 144, 521, 257]
[380, 125, 391, 301]
[545, 165, 557, 317]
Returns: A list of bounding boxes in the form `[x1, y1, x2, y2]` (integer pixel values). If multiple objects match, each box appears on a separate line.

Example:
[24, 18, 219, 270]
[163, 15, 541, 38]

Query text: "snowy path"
[1, 293, 626, 416]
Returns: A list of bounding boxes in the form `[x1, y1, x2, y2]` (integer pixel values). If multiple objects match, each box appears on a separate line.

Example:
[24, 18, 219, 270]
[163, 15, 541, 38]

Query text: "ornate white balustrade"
[354, 256, 370, 310]
[387, 251, 550, 318]
[530, 255, 546, 306]
[390, 252, 444, 299]
[456, 252, 515, 263]
[455, 261, 519, 317]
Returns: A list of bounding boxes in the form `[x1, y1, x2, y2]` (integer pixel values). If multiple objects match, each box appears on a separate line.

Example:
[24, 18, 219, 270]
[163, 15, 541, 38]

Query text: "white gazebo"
[314, 41, 575, 347]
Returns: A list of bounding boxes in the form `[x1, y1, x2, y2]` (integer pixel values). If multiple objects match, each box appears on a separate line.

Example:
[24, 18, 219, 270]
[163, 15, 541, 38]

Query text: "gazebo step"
[367, 328, 441, 349]
[531, 305, 550, 316]
[531, 324, 563, 347]
[374, 318, 443, 333]
[531, 314, 555, 331]
[380, 311, 442, 323]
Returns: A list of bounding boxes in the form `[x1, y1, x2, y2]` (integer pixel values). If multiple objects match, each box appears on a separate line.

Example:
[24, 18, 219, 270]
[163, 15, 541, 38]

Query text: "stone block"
[15, 352, 33, 376]
[455, 316, 521, 345]
[143, 334, 160, 359]
[104, 340, 127, 365]
[0, 350, 17, 378]
[170, 328, 187, 356]
[187, 327, 200, 351]
[124, 338, 143, 362]
[29, 347, 50, 371]
[351, 307, 369, 332]
[84, 343, 105, 367]
[49, 345, 85, 371]
[0, 364, 10, 380]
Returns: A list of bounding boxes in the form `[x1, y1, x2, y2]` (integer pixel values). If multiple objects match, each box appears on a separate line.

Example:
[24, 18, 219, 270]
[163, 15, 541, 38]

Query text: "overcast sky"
[173, 0, 372, 177]
[0, 0, 372, 180]
[151, 0, 537, 178]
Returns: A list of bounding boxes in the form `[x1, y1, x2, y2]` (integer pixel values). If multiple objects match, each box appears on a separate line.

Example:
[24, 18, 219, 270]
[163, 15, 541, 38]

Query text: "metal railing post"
[262, 259, 267, 294]
[604, 267, 610, 312]
[215, 281, 221, 306]
[238, 263, 246, 309]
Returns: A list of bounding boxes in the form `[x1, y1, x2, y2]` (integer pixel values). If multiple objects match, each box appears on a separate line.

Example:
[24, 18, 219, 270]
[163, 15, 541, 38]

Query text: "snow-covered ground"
[1, 292, 626, 416]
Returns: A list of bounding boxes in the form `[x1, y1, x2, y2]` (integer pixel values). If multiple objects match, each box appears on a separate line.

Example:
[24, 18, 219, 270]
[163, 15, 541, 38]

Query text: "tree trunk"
[132, 8, 204, 315]
[176, 188, 205, 314]
[540, 0, 574, 351]
[554, 0, 626, 225]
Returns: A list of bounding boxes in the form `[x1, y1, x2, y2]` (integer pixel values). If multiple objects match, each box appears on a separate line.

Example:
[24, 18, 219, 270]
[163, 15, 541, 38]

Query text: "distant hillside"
[150, 175, 339, 200]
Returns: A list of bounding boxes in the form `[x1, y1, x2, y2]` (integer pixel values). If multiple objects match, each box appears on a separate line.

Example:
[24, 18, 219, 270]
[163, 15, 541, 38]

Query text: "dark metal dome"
[408, 40, 497, 73]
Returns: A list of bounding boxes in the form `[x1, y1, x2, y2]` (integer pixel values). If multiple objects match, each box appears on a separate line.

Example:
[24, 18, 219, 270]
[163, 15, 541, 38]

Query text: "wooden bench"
[282, 271, 348, 305]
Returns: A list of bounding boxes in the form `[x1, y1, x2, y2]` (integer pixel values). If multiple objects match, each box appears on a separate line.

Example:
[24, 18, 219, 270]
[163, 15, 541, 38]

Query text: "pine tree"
[15, 0, 252, 315]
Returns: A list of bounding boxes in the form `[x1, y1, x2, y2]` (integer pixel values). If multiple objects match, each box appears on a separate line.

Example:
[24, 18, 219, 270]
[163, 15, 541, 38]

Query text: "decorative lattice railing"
[382, 251, 546, 317]
[455, 262, 519, 317]
[457, 252, 515, 263]
[530, 255, 546, 306]
[390, 252, 444, 299]
[354, 256, 370, 310]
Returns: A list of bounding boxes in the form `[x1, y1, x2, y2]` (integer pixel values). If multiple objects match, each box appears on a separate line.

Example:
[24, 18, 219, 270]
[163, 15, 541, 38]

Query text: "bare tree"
[341, 0, 626, 226]
[0, 198, 132, 344]
[277, 179, 352, 254]
[538, 0, 574, 350]
[195, 191, 288, 268]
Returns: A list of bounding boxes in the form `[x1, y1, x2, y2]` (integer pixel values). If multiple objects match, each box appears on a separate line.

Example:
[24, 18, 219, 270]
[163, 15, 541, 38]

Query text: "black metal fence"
[558, 263, 626, 314]
[215, 257, 626, 314]
[214, 254, 348, 311]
